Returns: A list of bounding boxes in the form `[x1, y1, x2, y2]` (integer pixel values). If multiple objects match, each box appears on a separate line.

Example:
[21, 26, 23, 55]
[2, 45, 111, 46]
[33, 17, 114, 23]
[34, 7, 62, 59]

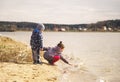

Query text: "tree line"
[0, 19, 120, 32]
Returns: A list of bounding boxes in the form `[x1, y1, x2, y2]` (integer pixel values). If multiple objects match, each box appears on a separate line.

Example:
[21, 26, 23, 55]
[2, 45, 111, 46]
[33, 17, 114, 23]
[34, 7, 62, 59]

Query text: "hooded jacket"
[30, 28, 43, 50]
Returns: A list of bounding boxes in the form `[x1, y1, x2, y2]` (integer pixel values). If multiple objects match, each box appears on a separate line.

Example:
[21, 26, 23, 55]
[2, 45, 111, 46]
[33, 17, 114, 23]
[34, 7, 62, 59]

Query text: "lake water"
[0, 32, 120, 82]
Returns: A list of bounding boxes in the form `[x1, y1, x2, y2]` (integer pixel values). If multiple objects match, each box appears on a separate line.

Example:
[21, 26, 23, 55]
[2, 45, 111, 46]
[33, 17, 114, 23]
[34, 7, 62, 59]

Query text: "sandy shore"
[0, 61, 99, 82]
[0, 35, 60, 82]
[0, 35, 99, 82]
[0, 62, 60, 82]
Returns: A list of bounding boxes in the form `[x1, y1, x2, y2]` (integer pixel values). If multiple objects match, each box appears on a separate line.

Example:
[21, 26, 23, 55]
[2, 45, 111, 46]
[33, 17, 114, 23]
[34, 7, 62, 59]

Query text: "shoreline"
[1, 33, 120, 82]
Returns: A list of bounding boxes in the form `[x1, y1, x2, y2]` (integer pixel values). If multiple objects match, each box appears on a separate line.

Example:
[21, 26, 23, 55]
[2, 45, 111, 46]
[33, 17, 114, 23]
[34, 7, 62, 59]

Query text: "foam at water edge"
[96, 77, 106, 82]
[100, 79, 105, 82]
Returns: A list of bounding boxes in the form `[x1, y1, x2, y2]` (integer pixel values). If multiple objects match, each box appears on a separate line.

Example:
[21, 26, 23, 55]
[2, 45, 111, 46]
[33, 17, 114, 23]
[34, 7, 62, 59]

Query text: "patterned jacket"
[30, 28, 43, 50]
[44, 46, 69, 64]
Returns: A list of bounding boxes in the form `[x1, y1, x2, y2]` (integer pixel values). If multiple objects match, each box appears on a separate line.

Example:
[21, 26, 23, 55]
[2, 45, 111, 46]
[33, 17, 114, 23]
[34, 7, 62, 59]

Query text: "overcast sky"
[0, 0, 120, 24]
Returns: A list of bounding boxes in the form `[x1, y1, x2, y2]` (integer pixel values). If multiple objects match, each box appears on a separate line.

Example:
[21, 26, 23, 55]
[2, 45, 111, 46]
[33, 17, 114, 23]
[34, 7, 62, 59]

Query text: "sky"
[0, 0, 120, 24]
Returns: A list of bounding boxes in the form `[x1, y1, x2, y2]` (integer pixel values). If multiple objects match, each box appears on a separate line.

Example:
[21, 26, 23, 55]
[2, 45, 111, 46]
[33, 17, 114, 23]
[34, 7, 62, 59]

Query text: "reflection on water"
[0, 32, 120, 82]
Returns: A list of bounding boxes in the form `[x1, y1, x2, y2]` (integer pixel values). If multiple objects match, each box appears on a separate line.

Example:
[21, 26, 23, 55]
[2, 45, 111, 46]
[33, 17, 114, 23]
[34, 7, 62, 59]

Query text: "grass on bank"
[0, 36, 32, 63]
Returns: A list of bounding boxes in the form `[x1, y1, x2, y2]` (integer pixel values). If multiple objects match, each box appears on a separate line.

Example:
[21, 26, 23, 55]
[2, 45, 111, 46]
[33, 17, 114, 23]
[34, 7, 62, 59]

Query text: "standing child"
[30, 23, 45, 64]
[43, 41, 71, 65]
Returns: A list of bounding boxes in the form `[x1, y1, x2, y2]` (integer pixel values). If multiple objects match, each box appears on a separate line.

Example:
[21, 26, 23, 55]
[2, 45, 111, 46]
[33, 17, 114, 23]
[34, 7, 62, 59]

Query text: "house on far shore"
[103, 26, 113, 31]
[108, 27, 112, 31]
[83, 28, 87, 31]
[103, 26, 107, 31]
[58, 28, 66, 32]
[78, 27, 82, 31]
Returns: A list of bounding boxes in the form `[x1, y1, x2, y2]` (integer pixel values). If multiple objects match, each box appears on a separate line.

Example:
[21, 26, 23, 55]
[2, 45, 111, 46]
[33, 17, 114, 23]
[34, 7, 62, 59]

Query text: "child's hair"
[57, 41, 65, 49]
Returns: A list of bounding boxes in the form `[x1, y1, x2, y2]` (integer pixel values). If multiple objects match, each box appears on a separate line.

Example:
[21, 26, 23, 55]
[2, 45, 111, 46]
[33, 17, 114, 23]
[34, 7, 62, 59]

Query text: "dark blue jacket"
[30, 28, 43, 50]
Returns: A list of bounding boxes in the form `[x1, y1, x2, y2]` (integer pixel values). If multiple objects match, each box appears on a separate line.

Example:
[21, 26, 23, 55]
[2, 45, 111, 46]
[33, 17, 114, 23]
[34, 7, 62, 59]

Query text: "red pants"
[52, 55, 60, 64]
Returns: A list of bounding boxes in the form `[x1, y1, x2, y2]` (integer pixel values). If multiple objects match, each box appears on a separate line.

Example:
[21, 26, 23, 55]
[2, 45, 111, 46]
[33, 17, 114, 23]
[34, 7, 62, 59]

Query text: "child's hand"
[68, 63, 73, 66]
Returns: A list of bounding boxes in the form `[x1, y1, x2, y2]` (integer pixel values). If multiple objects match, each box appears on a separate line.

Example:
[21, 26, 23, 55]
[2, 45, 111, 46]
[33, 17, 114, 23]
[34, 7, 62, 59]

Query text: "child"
[43, 41, 71, 65]
[30, 23, 45, 64]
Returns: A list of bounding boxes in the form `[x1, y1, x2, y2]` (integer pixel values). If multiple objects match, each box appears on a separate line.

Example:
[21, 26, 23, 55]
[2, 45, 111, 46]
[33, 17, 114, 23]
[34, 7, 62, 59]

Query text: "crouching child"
[43, 41, 71, 65]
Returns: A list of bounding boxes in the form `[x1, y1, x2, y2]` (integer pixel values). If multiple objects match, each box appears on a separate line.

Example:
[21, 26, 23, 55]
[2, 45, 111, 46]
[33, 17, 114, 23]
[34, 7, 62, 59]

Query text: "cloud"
[0, 0, 120, 24]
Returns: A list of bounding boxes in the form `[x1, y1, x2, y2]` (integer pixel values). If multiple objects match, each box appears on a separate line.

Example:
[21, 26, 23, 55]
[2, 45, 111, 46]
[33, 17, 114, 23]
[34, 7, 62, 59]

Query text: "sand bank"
[0, 62, 60, 82]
